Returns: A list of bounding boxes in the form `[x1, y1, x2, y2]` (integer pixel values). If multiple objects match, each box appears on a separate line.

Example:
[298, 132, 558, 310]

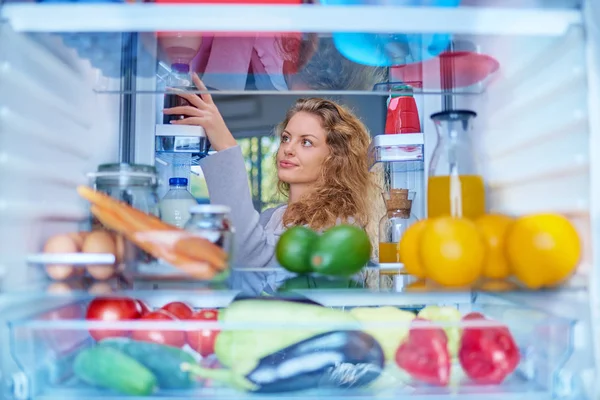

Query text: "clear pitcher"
[427, 110, 485, 219]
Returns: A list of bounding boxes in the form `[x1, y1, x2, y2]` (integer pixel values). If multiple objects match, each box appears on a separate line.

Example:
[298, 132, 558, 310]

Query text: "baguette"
[133, 231, 227, 271]
[174, 236, 228, 271]
[79, 186, 169, 231]
[91, 206, 220, 279]
[80, 186, 227, 265]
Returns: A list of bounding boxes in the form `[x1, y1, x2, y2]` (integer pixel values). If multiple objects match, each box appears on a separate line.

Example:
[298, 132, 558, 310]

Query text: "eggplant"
[247, 330, 384, 392]
[184, 330, 384, 393]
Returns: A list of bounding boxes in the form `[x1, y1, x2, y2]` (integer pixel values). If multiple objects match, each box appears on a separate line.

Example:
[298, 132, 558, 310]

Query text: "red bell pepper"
[459, 312, 520, 384]
[395, 318, 451, 386]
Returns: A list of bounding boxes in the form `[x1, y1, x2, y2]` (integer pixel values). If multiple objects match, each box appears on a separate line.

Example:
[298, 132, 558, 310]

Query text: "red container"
[384, 92, 421, 135]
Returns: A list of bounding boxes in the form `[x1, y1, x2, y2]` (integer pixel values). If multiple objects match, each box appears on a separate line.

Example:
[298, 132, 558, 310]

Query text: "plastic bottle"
[384, 86, 421, 134]
[159, 177, 198, 228]
[163, 63, 194, 124]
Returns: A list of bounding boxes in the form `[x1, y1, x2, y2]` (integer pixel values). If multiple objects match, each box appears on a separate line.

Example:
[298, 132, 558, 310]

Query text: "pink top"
[192, 34, 288, 91]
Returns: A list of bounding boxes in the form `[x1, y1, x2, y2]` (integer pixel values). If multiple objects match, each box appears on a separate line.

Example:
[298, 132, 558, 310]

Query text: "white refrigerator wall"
[0, 26, 122, 289]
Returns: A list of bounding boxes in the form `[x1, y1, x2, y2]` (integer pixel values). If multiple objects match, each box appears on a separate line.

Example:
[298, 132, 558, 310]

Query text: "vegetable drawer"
[5, 295, 574, 400]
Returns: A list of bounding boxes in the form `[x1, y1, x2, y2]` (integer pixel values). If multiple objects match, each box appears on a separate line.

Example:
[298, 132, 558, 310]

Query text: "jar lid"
[190, 204, 231, 215]
[91, 163, 158, 187]
[97, 163, 157, 175]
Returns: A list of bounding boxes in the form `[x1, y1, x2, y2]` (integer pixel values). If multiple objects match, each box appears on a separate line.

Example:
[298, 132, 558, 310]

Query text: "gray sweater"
[200, 145, 292, 294]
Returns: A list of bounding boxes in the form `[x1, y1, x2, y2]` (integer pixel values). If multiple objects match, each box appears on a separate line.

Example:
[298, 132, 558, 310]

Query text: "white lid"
[189, 204, 231, 214]
[155, 124, 206, 137]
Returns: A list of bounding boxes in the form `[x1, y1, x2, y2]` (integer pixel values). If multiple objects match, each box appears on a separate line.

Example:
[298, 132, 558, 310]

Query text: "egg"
[82, 230, 117, 281]
[43, 234, 79, 281]
[46, 280, 85, 294]
[46, 282, 73, 294]
[88, 282, 114, 294]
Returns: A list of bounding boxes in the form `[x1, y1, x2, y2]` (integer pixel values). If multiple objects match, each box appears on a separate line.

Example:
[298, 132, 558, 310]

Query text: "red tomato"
[186, 309, 220, 357]
[131, 310, 186, 348]
[459, 312, 520, 384]
[136, 300, 152, 316]
[395, 318, 450, 386]
[161, 301, 194, 319]
[85, 297, 143, 341]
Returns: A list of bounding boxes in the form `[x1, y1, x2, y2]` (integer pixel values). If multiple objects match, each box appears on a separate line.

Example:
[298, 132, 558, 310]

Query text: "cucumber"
[100, 338, 197, 389]
[73, 346, 157, 396]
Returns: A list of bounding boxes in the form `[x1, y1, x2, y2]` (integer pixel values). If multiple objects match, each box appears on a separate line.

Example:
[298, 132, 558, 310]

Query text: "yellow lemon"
[506, 213, 581, 289]
[420, 217, 485, 287]
[475, 214, 514, 279]
[398, 219, 429, 279]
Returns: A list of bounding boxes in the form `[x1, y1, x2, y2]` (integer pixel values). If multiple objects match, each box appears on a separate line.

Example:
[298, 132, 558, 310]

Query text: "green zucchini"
[73, 346, 157, 396]
[100, 338, 197, 389]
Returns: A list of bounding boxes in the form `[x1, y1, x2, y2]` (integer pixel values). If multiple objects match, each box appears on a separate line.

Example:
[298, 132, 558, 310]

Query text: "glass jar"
[92, 163, 160, 220]
[378, 189, 418, 264]
[90, 163, 160, 271]
[184, 205, 234, 260]
[427, 110, 486, 220]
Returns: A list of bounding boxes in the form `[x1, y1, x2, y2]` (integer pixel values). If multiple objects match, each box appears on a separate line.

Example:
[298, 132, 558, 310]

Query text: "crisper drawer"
[5, 293, 574, 400]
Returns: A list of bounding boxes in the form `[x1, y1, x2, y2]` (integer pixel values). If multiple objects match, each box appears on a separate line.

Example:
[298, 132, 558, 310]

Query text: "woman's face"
[276, 112, 330, 186]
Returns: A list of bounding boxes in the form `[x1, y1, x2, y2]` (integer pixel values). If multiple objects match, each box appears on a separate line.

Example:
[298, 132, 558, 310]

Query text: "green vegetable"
[73, 346, 157, 396]
[349, 306, 416, 361]
[417, 305, 463, 357]
[310, 225, 371, 276]
[276, 226, 319, 273]
[183, 299, 359, 390]
[100, 338, 197, 389]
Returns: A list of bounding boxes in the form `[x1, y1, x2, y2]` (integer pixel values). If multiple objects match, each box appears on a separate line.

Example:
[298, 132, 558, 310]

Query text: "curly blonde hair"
[276, 98, 380, 235]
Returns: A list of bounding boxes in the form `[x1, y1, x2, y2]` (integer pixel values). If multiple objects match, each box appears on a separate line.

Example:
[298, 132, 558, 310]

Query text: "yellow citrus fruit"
[474, 214, 514, 279]
[398, 219, 429, 279]
[420, 217, 485, 287]
[506, 213, 581, 289]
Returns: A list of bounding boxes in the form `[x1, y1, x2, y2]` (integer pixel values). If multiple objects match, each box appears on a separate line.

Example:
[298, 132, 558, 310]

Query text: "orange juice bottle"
[427, 110, 485, 219]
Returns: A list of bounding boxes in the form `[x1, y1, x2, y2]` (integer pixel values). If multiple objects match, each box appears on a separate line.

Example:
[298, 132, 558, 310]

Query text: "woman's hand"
[163, 74, 237, 152]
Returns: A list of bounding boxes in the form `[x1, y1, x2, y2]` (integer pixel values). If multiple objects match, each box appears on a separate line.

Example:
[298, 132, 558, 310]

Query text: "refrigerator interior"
[0, 0, 598, 399]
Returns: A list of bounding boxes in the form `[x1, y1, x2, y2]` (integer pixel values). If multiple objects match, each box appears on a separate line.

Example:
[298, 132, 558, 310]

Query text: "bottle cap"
[169, 177, 188, 186]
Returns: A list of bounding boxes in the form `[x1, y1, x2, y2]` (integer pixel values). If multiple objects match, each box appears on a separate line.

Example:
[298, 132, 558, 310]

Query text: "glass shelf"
[0, 3, 583, 94]
[5, 261, 590, 299]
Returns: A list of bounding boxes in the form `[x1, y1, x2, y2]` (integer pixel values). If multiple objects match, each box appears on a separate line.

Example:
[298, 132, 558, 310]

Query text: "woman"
[164, 74, 380, 280]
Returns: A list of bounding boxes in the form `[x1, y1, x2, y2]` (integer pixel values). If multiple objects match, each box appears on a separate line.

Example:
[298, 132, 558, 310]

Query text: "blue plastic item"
[169, 177, 189, 186]
[322, 0, 461, 67]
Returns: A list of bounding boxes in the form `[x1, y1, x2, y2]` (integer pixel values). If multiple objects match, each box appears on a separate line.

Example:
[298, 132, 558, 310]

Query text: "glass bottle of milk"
[159, 177, 198, 228]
